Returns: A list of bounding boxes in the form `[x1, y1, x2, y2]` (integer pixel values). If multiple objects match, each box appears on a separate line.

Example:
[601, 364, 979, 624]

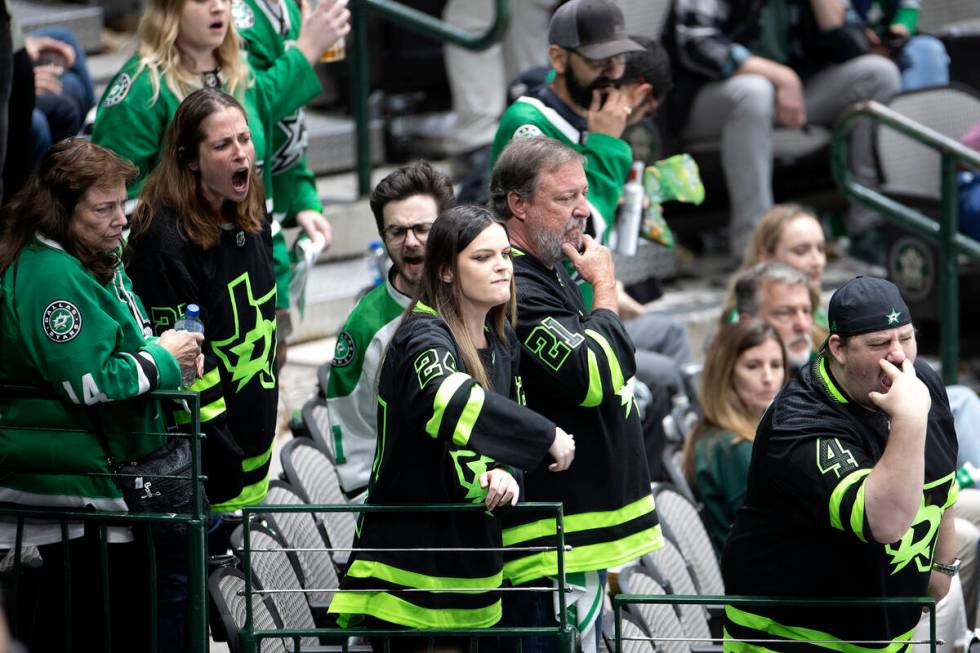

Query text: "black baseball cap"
[828, 276, 912, 337]
[549, 0, 644, 60]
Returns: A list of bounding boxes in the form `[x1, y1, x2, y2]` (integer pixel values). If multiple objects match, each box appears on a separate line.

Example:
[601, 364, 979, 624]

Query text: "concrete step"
[13, 0, 103, 54]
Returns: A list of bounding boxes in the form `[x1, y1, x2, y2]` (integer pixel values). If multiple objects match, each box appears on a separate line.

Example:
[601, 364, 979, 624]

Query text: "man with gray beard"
[733, 261, 816, 373]
[489, 137, 662, 653]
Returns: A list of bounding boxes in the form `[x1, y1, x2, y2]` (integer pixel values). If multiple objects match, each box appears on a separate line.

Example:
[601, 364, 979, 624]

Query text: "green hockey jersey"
[0, 236, 180, 546]
[503, 248, 662, 585]
[329, 304, 556, 629]
[324, 270, 412, 496]
[491, 88, 634, 244]
[125, 208, 279, 511]
[235, 0, 323, 222]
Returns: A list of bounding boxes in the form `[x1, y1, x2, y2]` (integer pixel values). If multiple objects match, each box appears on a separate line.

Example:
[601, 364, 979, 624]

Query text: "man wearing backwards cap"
[721, 276, 958, 651]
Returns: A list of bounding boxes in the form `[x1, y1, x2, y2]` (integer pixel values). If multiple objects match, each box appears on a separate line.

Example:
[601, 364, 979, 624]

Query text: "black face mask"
[564, 61, 614, 112]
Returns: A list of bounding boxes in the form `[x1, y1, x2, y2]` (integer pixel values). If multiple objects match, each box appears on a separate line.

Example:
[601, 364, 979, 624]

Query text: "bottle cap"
[186, 303, 200, 318]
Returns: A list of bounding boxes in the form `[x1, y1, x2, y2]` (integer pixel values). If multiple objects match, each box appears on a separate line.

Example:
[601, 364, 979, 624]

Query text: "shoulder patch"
[332, 331, 355, 367]
[102, 73, 131, 108]
[232, 0, 256, 30]
[513, 124, 544, 140]
[43, 300, 82, 343]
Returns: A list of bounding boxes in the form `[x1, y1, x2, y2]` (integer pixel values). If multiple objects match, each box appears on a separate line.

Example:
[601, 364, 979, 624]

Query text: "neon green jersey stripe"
[425, 372, 484, 447]
[425, 372, 469, 439]
[505, 524, 663, 585]
[413, 301, 438, 316]
[189, 367, 221, 392]
[454, 385, 485, 447]
[818, 355, 848, 404]
[580, 349, 602, 407]
[346, 559, 501, 591]
[585, 329, 625, 392]
[851, 481, 868, 543]
[329, 590, 501, 630]
[173, 394, 227, 424]
[724, 605, 915, 653]
[828, 468, 870, 533]
[211, 468, 272, 512]
[243, 444, 273, 473]
[503, 494, 656, 546]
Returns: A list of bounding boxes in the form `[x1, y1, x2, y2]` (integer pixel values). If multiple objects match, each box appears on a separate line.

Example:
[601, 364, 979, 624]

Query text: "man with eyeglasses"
[324, 161, 455, 498]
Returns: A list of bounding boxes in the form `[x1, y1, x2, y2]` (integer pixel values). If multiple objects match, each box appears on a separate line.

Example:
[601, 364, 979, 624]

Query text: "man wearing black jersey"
[722, 276, 958, 651]
[490, 137, 662, 653]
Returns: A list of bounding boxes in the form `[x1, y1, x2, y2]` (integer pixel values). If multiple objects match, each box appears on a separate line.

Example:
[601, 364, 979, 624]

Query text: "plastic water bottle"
[368, 240, 387, 287]
[174, 304, 205, 387]
[615, 161, 645, 256]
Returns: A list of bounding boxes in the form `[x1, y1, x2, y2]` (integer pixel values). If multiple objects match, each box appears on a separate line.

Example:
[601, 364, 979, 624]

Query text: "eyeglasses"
[384, 222, 434, 243]
[571, 51, 626, 72]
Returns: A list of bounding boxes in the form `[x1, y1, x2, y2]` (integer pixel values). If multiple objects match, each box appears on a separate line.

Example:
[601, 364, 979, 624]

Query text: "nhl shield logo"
[43, 300, 82, 343]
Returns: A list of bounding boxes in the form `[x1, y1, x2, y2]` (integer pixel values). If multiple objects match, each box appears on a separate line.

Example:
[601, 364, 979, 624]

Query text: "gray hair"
[489, 137, 585, 220]
[734, 261, 810, 316]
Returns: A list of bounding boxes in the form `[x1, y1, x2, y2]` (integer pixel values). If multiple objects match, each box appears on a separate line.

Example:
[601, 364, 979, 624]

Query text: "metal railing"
[613, 593, 938, 652]
[237, 501, 573, 653]
[831, 100, 980, 384]
[350, 0, 511, 196]
[0, 386, 209, 652]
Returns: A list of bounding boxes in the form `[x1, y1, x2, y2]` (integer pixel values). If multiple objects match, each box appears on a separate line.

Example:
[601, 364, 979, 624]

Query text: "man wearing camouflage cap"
[721, 276, 958, 650]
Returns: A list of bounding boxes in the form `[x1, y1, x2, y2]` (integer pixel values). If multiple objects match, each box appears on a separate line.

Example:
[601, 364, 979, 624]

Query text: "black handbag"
[91, 411, 207, 515]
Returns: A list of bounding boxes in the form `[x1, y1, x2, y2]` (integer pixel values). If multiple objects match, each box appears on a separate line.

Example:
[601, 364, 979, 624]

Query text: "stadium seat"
[280, 438, 357, 565]
[617, 566, 689, 653]
[652, 484, 725, 597]
[208, 566, 290, 653]
[301, 396, 335, 461]
[602, 610, 657, 653]
[640, 540, 713, 643]
[261, 480, 341, 614]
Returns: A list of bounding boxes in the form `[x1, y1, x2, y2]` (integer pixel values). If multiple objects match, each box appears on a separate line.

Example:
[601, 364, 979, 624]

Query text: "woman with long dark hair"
[126, 88, 276, 516]
[329, 205, 575, 646]
[682, 319, 787, 555]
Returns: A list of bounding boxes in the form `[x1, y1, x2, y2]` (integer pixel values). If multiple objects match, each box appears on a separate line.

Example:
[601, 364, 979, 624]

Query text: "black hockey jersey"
[329, 304, 555, 629]
[504, 249, 662, 585]
[126, 208, 279, 509]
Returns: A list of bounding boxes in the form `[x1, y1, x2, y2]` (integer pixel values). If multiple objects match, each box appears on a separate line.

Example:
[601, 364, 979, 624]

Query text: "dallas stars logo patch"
[886, 308, 902, 325]
[102, 73, 131, 108]
[332, 331, 355, 367]
[513, 124, 543, 140]
[43, 300, 82, 342]
[232, 0, 255, 30]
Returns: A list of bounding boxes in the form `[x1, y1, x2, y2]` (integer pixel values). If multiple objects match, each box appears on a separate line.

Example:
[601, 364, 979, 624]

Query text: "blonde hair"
[682, 320, 787, 484]
[722, 203, 827, 342]
[136, 0, 250, 103]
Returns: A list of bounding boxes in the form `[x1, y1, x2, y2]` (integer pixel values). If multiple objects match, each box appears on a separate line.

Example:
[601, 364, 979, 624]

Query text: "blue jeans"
[959, 171, 980, 242]
[500, 571, 607, 653]
[896, 35, 949, 91]
[28, 26, 96, 167]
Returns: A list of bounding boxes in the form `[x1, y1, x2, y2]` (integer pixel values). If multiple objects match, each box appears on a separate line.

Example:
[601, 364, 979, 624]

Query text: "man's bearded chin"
[566, 68, 615, 111]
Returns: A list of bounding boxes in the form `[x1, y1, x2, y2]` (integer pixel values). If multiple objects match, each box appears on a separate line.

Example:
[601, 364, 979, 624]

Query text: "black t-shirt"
[721, 353, 958, 650]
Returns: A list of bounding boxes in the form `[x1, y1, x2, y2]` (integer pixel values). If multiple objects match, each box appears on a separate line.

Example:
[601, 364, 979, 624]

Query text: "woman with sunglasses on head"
[329, 205, 576, 649]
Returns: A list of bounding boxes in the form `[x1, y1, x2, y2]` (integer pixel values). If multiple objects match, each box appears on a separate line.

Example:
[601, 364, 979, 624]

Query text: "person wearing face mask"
[328, 205, 575, 646]
[324, 161, 456, 499]
[682, 319, 786, 556]
[126, 89, 279, 520]
[722, 276, 958, 651]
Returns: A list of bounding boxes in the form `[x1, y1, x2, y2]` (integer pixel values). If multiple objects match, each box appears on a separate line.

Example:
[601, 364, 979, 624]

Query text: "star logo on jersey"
[42, 300, 82, 343]
[449, 449, 493, 504]
[102, 73, 131, 108]
[885, 502, 942, 575]
[272, 112, 308, 174]
[616, 376, 639, 419]
[332, 331, 355, 367]
[211, 273, 277, 393]
[886, 309, 902, 325]
[231, 0, 255, 30]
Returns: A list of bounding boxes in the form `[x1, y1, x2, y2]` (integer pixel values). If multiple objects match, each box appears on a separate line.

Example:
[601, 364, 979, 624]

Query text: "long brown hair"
[682, 319, 787, 484]
[131, 88, 264, 249]
[135, 0, 250, 103]
[412, 204, 516, 390]
[0, 139, 137, 284]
